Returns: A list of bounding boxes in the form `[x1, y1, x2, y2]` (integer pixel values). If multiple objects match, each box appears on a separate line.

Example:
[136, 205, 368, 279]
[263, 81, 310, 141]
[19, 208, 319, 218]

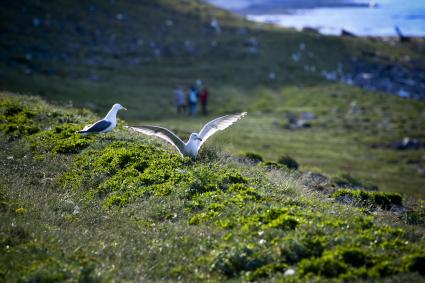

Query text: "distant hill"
[1, 0, 424, 118]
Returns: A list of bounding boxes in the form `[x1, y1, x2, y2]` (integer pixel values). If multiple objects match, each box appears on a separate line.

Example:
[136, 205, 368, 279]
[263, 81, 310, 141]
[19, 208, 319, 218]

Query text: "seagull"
[126, 112, 247, 159]
[77, 103, 127, 134]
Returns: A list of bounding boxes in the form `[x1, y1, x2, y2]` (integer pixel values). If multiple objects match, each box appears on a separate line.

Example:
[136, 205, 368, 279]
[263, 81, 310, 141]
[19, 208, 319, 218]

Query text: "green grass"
[1, 92, 424, 282]
[1, 0, 424, 198]
[153, 83, 425, 197]
[0, 1, 425, 280]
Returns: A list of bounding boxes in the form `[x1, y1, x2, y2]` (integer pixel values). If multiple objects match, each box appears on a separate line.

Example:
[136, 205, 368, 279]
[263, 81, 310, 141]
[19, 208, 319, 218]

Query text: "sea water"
[244, 0, 425, 36]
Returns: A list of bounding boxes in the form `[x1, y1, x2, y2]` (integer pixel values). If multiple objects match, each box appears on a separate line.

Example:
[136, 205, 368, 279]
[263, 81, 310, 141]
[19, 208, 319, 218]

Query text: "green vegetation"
[333, 189, 402, 210]
[1, 92, 424, 282]
[1, 0, 425, 281]
[0, 0, 424, 198]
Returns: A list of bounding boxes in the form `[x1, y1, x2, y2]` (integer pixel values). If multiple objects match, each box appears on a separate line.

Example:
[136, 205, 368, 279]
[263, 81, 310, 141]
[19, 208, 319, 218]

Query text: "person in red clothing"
[199, 87, 209, 115]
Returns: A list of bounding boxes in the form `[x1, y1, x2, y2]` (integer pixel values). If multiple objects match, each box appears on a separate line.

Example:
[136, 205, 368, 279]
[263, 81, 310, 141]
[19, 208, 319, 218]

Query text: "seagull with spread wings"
[126, 112, 247, 159]
[77, 103, 127, 134]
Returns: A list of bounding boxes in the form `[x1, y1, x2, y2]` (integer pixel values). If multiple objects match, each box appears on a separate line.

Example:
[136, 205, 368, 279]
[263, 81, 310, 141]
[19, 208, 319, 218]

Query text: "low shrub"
[333, 189, 402, 210]
[244, 152, 263, 163]
[278, 155, 299, 170]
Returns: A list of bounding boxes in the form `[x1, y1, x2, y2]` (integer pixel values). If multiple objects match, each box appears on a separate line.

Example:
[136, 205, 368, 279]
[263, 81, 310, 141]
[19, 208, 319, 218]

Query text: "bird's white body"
[182, 134, 202, 157]
[127, 112, 247, 159]
[100, 105, 120, 132]
[78, 103, 126, 134]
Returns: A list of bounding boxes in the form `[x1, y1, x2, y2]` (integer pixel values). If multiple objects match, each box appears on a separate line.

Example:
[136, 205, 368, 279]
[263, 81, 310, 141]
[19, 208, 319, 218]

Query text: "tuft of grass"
[243, 152, 263, 163]
[278, 155, 299, 170]
[333, 189, 402, 210]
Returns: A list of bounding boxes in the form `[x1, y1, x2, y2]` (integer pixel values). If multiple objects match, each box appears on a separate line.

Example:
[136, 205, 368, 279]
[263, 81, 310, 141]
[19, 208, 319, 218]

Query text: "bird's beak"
[196, 137, 202, 141]
[123, 107, 127, 111]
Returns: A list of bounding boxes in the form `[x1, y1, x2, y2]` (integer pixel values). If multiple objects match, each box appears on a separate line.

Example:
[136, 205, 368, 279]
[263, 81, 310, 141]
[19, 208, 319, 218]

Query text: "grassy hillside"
[158, 84, 425, 198]
[1, 0, 424, 198]
[1, 92, 424, 282]
[1, 0, 424, 119]
[1, 4, 425, 277]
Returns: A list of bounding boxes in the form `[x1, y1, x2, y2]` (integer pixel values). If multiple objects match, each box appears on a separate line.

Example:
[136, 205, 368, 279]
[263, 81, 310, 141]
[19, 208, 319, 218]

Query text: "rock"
[322, 70, 337, 81]
[390, 204, 407, 216]
[360, 72, 373, 80]
[300, 112, 315, 121]
[348, 100, 359, 114]
[210, 18, 221, 33]
[284, 268, 295, 276]
[336, 194, 354, 205]
[395, 26, 411, 42]
[416, 166, 425, 175]
[115, 13, 126, 21]
[32, 18, 41, 27]
[302, 27, 320, 34]
[303, 172, 329, 190]
[291, 52, 300, 62]
[398, 89, 410, 98]
[341, 29, 356, 37]
[393, 137, 421, 150]
[73, 205, 80, 215]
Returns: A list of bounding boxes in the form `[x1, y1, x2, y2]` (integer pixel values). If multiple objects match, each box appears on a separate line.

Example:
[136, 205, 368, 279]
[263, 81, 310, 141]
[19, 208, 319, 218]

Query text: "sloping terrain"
[1, 91, 424, 282]
[0, 4, 425, 279]
[1, 0, 424, 118]
[0, 1, 424, 202]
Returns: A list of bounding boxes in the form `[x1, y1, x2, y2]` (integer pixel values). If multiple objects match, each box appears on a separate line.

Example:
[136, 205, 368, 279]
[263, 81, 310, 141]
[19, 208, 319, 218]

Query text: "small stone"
[291, 53, 300, 62]
[398, 89, 410, 98]
[32, 18, 41, 27]
[115, 13, 125, 21]
[284, 268, 295, 276]
[336, 195, 354, 205]
[390, 204, 407, 215]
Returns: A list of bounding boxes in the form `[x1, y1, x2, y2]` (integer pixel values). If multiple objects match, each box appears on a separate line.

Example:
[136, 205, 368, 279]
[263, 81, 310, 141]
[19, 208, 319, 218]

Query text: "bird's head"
[189, 133, 202, 142]
[113, 103, 127, 111]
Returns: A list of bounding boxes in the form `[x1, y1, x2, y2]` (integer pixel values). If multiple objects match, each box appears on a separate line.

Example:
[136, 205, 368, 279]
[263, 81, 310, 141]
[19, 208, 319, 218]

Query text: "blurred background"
[0, 0, 424, 197]
[209, 0, 425, 36]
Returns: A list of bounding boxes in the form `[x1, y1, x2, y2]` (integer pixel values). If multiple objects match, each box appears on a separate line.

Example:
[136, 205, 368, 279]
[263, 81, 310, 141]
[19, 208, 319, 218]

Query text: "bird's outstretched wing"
[198, 112, 247, 147]
[78, 119, 112, 133]
[126, 126, 186, 155]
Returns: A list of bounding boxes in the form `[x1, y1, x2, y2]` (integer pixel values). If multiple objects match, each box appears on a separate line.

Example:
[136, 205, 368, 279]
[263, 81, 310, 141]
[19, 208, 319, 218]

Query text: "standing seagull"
[77, 103, 127, 134]
[126, 112, 247, 159]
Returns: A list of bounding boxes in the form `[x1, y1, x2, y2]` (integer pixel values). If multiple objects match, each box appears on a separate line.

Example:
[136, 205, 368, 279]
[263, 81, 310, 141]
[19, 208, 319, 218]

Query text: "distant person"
[174, 86, 185, 113]
[196, 79, 203, 90]
[188, 86, 198, 116]
[200, 87, 209, 115]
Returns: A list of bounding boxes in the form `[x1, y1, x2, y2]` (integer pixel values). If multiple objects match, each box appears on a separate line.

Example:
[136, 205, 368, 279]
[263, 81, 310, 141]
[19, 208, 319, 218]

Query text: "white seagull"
[126, 112, 247, 159]
[77, 103, 127, 134]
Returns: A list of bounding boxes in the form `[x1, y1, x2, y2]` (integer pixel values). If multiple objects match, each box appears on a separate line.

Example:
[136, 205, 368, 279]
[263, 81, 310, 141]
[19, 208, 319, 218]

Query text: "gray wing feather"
[198, 112, 247, 147]
[79, 120, 111, 133]
[126, 126, 185, 155]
